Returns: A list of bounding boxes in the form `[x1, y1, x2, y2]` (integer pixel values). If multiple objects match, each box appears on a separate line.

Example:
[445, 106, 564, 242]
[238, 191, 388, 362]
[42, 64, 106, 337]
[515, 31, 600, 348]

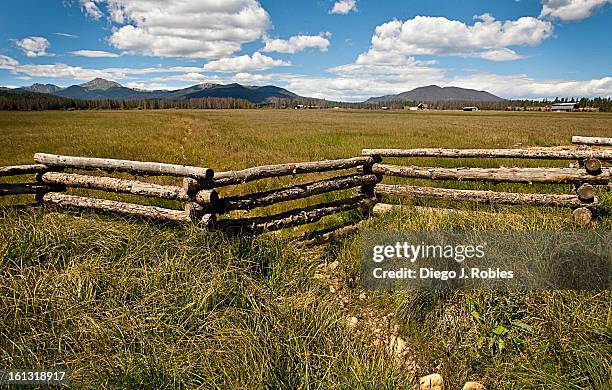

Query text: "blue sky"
[0, 0, 610, 101]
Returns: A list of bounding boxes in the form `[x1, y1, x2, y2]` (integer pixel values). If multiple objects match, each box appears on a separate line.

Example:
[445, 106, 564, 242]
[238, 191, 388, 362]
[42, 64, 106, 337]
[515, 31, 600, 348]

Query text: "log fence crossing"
[207, 157, 380, 238]
[1, 135, 610, 243]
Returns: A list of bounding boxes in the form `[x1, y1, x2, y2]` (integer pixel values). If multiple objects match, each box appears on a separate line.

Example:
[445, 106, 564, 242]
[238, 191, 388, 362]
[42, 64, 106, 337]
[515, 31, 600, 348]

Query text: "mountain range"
[15, 78, 506, 103]
[367, 85, 504, 103]
[20, 78, 300, 104]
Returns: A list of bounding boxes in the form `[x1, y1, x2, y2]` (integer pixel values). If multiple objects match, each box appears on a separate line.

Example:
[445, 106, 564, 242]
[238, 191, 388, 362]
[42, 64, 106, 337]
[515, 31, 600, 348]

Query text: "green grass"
[1, 109, 611, 388]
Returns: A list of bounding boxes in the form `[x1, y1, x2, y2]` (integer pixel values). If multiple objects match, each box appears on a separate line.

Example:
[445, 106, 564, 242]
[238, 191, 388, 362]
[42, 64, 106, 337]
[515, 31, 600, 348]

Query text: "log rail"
[363, 147, 612, 160]
[371, 164, 610, 184]
[572, 136, 612, 147]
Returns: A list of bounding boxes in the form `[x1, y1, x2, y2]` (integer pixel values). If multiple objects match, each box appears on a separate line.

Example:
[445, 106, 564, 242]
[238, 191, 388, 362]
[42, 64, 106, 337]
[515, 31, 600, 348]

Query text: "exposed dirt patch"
[313, 259, 418, 375]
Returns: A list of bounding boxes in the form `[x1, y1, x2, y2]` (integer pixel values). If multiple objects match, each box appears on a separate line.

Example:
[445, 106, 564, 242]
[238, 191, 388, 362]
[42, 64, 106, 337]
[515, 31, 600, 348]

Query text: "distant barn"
[407, 103, 428, 111]
[551, 102, 579, 112]
[463, 106, 479, 111]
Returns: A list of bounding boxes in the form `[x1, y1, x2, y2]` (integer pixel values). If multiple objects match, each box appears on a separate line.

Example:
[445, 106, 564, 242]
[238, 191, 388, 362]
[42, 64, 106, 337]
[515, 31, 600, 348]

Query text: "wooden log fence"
[572, 136, 612, 147]
[43, 192, 191, 223]
[0, 164, 48, 177]
[212, 156, 376, 187]
[362, 147, 612, 160]
[41, 171, 192, 201]
[0, 164, 59, 202]
[214, 195, 375, 235]
[2, 137, 611, 238]
[34, 153, 214, 180]
[0, 182, 61, 196]
[376, 184, 595, 208]
[371, 164, 610, 184]
[218, 173, 379, 212]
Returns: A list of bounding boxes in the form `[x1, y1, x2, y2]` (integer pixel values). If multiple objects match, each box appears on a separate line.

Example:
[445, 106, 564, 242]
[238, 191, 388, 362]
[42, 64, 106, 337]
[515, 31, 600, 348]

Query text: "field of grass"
[1, 109, 611, 389]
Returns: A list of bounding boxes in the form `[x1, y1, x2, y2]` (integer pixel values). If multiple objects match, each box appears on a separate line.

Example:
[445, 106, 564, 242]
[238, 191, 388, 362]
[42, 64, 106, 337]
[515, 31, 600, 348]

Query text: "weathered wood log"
[0, 183, 60, 196]
[573, 207, 592, 224]
[219, 173, 379, 212]
[213, 156, 375, 187]
[194, 189, 219, 207]
[371, 164, 610, 184]
[215, 195, 375, 234]
[34, 153, 214, 180]
[296, 220, 365, 247]
[182, 177, 212, 193]
[376, 184, 593, 208]
[42, 192, 190, 223]
[572, 136, 612, 147]
[362, 147, 612, 160]
[41, 171, 191, 201]
[0, 164, 48, 177]
[584, 158, 602, 175]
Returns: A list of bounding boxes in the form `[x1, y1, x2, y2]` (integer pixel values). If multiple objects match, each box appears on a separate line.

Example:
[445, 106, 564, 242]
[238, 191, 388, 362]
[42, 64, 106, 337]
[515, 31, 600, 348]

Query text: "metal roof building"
[551, 102, 579, 111]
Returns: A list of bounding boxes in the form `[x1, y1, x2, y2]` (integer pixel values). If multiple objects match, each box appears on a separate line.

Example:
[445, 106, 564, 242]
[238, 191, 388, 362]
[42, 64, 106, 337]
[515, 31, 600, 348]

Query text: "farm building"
[407, 103, 428, 111]
[551, 102, 579, 111]
[463, 106, 479, 111]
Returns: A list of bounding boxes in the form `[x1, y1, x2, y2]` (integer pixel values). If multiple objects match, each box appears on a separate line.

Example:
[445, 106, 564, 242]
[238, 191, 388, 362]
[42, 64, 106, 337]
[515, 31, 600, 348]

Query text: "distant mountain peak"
[367, 85, 505, 103]
[21, 83, 64, 94]
[80, 78, 122, 90]
[196, 83, 218, 89]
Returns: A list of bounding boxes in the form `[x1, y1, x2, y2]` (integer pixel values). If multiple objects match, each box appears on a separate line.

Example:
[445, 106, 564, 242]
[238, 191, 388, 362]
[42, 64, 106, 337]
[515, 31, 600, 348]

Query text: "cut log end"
[573, 207, 592, 224]
[576, 183, 595, 203]
[194, 189, 220, 207]
[584, 158, 602, 175]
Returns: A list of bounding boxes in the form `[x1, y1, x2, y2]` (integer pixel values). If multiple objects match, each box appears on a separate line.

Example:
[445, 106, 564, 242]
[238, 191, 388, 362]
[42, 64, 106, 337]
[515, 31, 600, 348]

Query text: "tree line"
[0, 90, 255, 110]
[1, 89, 610, 112]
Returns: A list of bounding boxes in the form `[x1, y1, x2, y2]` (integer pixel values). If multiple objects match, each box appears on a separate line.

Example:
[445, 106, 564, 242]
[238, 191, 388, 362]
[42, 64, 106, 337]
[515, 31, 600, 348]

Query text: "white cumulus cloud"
[478, 48, 525, 61]
[330, 0, 357, 15]
[80, 0, 104, 19]
[78, 0, 271, 59]
[0, 55, 20, 69]
[449, 73, 612, 99]
[70, 50, 120, 58]
[262, 34, 331, 53]
[356, 14, 552, 64]
[14, 36, 51, 57]
[540, 0, 611, 21]
[203, 52, 290, 72]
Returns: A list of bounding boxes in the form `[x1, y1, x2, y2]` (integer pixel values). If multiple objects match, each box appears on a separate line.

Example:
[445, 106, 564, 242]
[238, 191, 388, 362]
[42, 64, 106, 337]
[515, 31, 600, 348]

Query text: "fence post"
[183, 178, 217, 228]
[34, 167, 65, 204]
[572, 158, 604, 224]
[359, 155, 382, 215]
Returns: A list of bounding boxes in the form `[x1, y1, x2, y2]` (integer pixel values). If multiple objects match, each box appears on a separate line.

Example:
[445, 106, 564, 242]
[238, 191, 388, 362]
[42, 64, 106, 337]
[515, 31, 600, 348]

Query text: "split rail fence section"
[1, 134, 611, 241]
[208, 157, 380, 243]
[1, 154, 216, 224]
[363, 142, 612, 222]
[0, 154, 380, 243]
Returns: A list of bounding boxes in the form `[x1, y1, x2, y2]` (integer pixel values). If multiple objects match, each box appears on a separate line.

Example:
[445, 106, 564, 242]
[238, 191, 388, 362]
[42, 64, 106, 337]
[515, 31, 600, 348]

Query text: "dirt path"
[313, 259, 418, 375]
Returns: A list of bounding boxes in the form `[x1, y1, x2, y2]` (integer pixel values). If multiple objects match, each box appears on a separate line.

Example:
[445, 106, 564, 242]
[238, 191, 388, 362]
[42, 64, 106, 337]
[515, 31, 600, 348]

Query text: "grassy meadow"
[1, 109, 611, 389]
